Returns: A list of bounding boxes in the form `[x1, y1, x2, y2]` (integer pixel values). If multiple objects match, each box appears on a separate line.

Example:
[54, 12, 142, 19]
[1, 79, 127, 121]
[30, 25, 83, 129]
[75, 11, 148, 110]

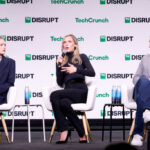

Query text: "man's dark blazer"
[0, 56, 15, 104]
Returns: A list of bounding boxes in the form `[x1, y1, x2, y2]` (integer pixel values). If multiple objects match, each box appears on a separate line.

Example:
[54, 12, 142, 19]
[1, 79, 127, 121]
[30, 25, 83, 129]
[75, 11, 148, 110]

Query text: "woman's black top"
[56, 52, 95, 87]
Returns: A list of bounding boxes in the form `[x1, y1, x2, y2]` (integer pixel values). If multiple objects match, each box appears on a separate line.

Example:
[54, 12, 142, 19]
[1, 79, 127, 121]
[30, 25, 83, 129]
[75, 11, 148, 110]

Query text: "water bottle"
[25, 86, 30, 104]
[116, 86, 121, 104]
[111, 86, 116, 104]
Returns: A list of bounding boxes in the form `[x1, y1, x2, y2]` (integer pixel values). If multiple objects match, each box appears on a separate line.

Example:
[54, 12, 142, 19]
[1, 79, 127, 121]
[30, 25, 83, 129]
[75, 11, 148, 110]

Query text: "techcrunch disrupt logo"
[0, 17, 9, 22]
[50, 0, 84, 4]
[75, 18, 109, 23]
[100, 0, 132, 5]
[25, 17, 59, 23]
[125, 17, 150, 23]
[100, 110, 130, 117]
[96, 92, 109, 97]
[100, 35, 133, 42]
[7, 111, 34, 117]
[50, 36, 84, 42]
[88, 55, 109, 60]
[32, 92, 43, 98]
[0, 35, 34, 41]
[100, 73, 134, 79]
[125, 54, 144, 61]
[0, 0, 33, 4]
[50, 73, 55, 77]
[25, 54, 58, 61]
[16, 73, 34, 79]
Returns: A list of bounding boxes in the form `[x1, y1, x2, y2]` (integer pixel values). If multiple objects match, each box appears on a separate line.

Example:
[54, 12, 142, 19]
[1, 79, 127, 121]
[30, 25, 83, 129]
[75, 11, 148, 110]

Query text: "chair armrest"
[42, 85, 63, 111]
[121, 84, 137, 110]
[0, 86, 17, 110]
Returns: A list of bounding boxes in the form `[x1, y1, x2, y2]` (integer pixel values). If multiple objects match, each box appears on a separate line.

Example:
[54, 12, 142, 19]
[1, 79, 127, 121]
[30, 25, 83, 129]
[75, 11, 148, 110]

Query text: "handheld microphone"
[58, 49, 67, 68]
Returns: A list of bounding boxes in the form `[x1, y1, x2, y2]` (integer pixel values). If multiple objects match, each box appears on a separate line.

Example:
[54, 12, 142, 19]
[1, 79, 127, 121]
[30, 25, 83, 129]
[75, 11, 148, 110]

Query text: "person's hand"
[56, 56, 64, 66]
[148, 77, 150, 81]
[61, 63, 77, 74]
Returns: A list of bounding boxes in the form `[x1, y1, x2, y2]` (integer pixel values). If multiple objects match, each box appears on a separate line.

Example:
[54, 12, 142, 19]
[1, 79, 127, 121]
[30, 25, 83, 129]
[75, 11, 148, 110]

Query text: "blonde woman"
[50, 34, 95, 144]
[0, 36, 15, 104]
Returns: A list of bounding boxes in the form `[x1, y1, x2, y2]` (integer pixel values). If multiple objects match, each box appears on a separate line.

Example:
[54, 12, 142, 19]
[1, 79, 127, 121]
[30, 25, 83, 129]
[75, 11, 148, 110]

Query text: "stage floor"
[0, 131, 147, 150]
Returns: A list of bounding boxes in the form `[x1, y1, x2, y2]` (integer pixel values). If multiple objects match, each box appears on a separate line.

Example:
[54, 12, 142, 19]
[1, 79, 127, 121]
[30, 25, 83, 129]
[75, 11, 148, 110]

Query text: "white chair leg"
[0, 113, 10, 143]
[49, 119, 56, 143]
[11, 106, 16, 142]
[40, 105, 46, 142]
[27, 105, 31, 143]
[82, 113, 89, 143]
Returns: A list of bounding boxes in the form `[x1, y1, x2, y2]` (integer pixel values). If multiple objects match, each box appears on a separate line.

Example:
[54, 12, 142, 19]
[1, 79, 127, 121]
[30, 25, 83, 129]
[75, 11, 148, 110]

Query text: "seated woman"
[131, 39, 150, 146]
[50, 34, 95, 144]
[0, 36, 15, 105]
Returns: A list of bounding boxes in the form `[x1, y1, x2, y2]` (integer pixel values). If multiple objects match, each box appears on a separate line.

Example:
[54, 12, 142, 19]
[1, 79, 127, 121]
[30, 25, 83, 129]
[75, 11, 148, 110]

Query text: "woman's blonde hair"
[61, 34, 82, 66]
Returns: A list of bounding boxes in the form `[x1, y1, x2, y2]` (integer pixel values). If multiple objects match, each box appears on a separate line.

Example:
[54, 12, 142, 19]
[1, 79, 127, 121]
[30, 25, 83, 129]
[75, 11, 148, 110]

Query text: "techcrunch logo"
[88, 55, 109, 60]
[100, 0, 132, 5]
[125, 17, 150, 23]
[0, 35, 34, 41]
[100, 110, 130, 117]
[100, 73, 134, 79]
[16, 73, 34, 79]
[25, 54, 58, 61]
[0, 0, 33, 4]
[125, 54, 144, 61]
[50, 36, 84, 42]
[50, 0, 84, 4]
[96, 92, 109, 98]
[75, 18, 109, 23]
[100, 35, 133, 42]
[0, 17, 9, 22]
[25, 17, 59, 23]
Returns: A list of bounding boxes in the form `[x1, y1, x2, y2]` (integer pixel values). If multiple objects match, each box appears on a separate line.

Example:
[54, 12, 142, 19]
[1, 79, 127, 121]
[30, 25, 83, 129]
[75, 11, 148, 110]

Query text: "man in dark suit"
[0, 36, 15, 105]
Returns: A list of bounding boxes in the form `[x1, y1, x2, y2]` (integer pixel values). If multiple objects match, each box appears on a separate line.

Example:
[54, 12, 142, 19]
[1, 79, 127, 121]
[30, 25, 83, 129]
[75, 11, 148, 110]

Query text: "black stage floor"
[0, 131, 147, 150]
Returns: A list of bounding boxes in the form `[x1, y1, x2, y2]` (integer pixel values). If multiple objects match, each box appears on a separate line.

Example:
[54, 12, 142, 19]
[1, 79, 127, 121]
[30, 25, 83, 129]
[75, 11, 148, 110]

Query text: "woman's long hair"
[61, 34, 82, 66]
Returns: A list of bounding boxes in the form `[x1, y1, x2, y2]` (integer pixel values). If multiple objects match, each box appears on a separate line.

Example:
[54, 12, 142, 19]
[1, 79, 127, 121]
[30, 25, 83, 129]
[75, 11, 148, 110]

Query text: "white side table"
[11, 104, 46, 143]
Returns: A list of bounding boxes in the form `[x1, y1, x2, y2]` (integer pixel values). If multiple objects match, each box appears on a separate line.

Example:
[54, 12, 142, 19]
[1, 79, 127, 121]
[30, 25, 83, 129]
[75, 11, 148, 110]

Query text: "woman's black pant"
[50, 81, 87, 137]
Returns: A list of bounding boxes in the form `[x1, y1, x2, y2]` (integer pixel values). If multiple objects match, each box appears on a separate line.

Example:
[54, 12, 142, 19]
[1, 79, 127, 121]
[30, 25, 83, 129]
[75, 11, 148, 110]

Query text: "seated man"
[0, 36, 15, 105]
[131, 39, 150, 146]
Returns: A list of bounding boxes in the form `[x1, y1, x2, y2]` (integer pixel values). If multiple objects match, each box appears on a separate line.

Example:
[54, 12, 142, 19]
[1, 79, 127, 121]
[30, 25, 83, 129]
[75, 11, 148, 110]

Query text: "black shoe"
[56, 131, 71, 144]
[79, 140, 87, 143]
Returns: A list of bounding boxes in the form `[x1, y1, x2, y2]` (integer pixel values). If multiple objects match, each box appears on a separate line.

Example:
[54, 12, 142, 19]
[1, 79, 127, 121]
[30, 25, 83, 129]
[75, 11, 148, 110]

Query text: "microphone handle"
[57, 51, 66, 68]
[58, 62, 62, 68]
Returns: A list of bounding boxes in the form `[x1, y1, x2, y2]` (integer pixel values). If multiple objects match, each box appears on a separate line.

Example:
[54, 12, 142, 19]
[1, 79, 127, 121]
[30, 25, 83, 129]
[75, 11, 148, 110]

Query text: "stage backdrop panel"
[0, 0, 150, 119]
